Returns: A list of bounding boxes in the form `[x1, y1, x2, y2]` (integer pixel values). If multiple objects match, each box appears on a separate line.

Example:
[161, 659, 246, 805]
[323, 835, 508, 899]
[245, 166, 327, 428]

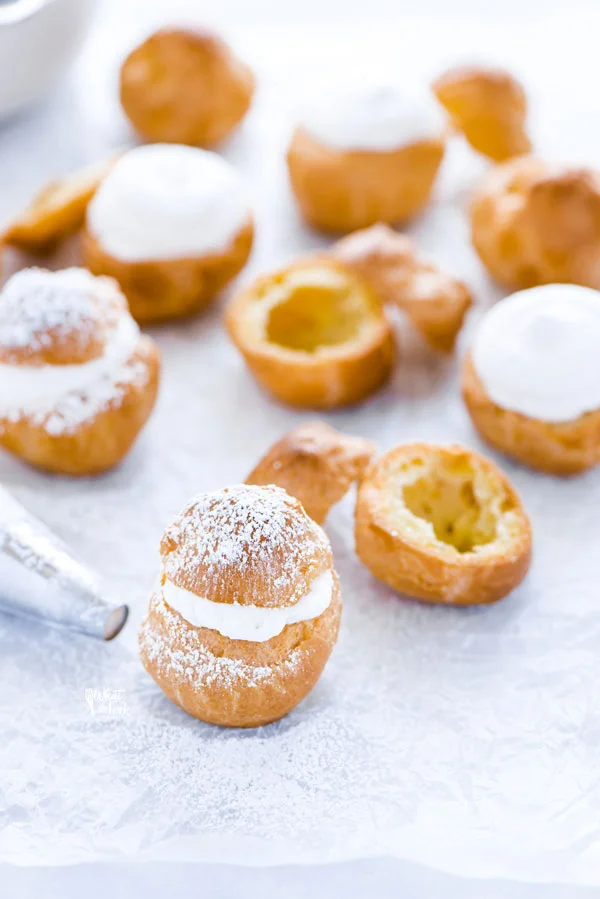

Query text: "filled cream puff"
[331, 223, 472, 353]
[139, 484, 342, 728]
[355, 443, 532, 605]
[120, 27, 254, 147]
[287, 82, 446, 233]
[463, 284, 600, 474]
[83, 144, 254, 324]
[226, 257, 395, 408]
[247, 421, 376, 524]
[433, 65, 531, 162]
[0, 267, 160, 475]
[470, 156, 600, 290]
[1, 154, 119, 253]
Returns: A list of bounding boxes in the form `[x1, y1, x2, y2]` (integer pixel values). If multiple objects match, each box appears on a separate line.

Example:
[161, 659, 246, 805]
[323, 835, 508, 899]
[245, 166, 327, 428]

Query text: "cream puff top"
[86, 144, 249, 263]
[298, 82, 445, 152]
[471, 284, 600, 423]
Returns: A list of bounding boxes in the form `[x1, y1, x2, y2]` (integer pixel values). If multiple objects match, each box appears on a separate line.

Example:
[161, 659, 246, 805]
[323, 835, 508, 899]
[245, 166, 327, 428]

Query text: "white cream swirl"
[298, 82, 445, 152]
[162, 569, 334, 642]
[471, 284, 600, 423]
[86, 144, 250, 262]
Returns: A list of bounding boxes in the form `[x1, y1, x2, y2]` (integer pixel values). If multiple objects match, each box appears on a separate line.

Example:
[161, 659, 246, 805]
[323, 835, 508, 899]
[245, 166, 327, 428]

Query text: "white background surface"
[3, 0, 600, 895]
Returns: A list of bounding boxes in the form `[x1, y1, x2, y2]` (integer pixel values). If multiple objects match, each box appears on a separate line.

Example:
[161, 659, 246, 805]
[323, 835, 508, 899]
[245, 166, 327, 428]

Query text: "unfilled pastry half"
[226, 257, 395, 408]
[462, 283, 600, 474]
[433, 65, 531, 162]
[287, 82, 446, 233]
[0, 267, 160, 475]
[139, 484, 342, 728]
[1, 154, 119, 253]
[331, 223, 472, 352]
[83, 144, 253, 324]
[120, 27, 254, 147]
[246, 421, 376, 524]
[470, 155, 600, 290]
[355, 443, 532, 605]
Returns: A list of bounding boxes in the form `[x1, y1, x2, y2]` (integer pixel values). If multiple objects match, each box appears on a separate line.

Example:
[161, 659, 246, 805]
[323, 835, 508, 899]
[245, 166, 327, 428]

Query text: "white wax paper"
[2, 1, 600, 886]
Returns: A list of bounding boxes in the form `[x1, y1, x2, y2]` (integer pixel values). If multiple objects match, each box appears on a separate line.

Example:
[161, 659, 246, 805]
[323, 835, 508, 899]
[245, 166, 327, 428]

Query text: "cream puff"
[355, 443, 532, 605]
[433, 65, 531, 162]
[463, 284, 600, 474]
[246, 421, 376, 524]
[470, 156, 600, 290]
[226, 257, 395, 408]
[331, 223, 472, 353]
[139, 484, 342, 728]
[287, 82, 446, 233]
[2, 154, 119, 253]
[83, 144, 254, 324]
[119, 27, 254, 147]
[0, 267, 160, 475]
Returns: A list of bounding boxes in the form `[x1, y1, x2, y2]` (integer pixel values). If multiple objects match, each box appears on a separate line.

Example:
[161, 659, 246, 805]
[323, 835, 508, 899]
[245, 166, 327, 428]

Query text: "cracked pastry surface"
[139, 484, 342, 728]
[120, 27, 254, 147]
[0, 267, 160, 475]
[226, 257, 395, 408]
[355, 443, 531, 605]
[247, 421, 376, 523]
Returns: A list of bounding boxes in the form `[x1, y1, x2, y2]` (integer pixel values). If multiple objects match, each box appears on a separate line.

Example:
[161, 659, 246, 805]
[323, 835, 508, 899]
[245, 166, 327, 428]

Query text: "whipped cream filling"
[0, 313, 140, 421]
[471, 284, 600, 423]
[162, 569, 334, 642]
[87, 144, 250, 262]
[298, 82, 445, 152]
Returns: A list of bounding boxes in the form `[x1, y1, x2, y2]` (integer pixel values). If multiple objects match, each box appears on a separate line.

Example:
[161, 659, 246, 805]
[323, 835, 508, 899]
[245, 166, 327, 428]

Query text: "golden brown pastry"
[462, 283, 600, 474]
[83, 144, 253, 324]
[1, 154, 119, 253]
[0, 267, 160, 475]
[226, 257, 395, 408]
[120, 27, 254, 147]
[286, 83, 446, 233]
[470, 156, 600, 290]
[433, 65, 531, 162]
[355, 443, 532, 605]
[139, 484, 342, 728]
[246, 421, 376, 523]
[331, 223, 472, 352]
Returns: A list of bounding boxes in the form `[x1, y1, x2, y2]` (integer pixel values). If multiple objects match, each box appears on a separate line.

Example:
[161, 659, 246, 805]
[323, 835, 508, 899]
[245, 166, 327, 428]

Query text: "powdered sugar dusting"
[162, 485, 330, 606]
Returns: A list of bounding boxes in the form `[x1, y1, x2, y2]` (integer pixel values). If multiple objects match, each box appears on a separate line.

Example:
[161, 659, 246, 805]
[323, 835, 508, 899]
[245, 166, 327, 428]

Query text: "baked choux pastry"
[1, 154, 119, 253]
[0, 267, 160, 475]
[463, 284, 600, 474]
[139, 484, 342, 728]
[246, 421, 376, 524]
[83, 144, 253, 323]
[226, 257, 395, 408]
[119, 27, 254, 147]
[355, 443, 532, 605]
[332, 223, 472, 352]
[470, 156, 600, 290]
[433, 65, 531, 162]
[287, 82, 446, 233]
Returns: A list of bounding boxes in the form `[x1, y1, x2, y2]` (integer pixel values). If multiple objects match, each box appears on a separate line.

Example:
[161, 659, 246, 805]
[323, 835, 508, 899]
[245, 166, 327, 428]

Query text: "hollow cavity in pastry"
[226, 258, 395, 408]
[433, 65, 531, 162]
[463, 284, 600, 474]
[0, 267, 160, 475]
[470, 156, 600, 290]
[1, 154, 119, 253]
[83, 144, 253, 323]
[119, 27, 254, 147]
[355, 443, 532, 605]
[246, 421, 376, 523]
[332, 223, 472, 352]
[139, 484, 342, 728]
[287, 82, 445, 233]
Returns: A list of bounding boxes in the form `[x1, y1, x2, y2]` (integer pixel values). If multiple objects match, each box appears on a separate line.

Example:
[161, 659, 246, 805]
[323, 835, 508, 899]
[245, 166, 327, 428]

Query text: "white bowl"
[0, 0, 96, 119]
